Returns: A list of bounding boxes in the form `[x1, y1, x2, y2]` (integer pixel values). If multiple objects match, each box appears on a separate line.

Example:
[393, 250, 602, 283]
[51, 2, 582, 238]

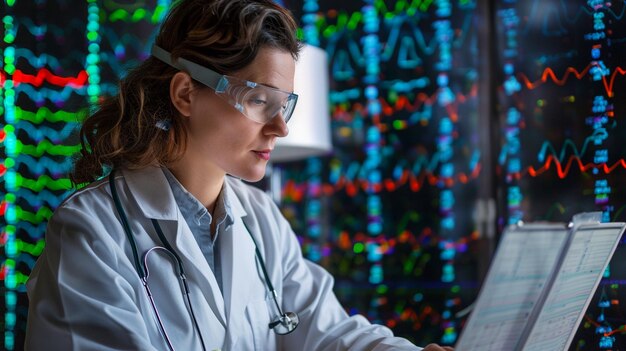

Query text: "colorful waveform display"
[3, 0, 485, 349]
[280, 0, 484, 346]
[1, 1, 170, 349]
[494, 0, 626, 349]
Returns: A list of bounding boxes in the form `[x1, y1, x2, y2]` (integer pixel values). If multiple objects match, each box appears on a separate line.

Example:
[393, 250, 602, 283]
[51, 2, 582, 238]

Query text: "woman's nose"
[264, 114, 289, 137]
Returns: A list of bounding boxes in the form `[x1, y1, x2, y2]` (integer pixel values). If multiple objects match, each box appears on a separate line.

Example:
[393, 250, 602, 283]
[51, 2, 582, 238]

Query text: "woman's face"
[183, 47, 295, 182]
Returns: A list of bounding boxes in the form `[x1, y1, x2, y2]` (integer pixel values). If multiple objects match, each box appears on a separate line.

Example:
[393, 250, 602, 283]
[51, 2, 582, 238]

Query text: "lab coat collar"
[121, 167, 248, 221]
[121, 166, 179, 220]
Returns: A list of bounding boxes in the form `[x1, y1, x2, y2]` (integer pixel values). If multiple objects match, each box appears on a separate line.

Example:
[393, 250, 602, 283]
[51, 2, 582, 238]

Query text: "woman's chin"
[230, 168, 267, 183]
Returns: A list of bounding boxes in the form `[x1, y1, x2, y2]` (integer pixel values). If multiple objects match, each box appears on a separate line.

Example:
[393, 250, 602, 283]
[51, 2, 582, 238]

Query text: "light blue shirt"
[162, 168, 234, 293]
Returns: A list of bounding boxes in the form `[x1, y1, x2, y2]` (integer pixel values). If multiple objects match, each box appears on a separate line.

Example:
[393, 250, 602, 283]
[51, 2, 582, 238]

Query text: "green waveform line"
[15, 174, 72, 192]
[17, 239, 45, 256]
[398, 211, 421, 232]
[3, 271, 29, 288]
[108, 5, 169, 24]
[17, 140, 81, 157]
[14, 206, 54, 224]
[320, 0, 435, 38]
[379, 0, 435, 17]
[16, 107, 87, 123]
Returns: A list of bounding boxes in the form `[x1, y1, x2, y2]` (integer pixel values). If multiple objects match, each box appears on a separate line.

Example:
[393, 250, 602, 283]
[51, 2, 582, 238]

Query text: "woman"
[25, 0, 454, 350]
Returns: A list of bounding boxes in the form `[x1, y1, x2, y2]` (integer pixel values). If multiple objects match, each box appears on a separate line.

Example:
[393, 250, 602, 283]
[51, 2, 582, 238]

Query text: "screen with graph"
[493, 0, 626, 349]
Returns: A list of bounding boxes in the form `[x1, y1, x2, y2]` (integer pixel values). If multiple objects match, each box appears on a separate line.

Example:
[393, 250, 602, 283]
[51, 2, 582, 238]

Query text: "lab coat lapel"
[221, 181, 257, 347]
[122, 167, 227, 327]
[165, 219, 228, 327]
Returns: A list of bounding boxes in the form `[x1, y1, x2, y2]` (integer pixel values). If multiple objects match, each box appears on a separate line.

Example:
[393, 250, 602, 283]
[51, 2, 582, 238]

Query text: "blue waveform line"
[14, 49, 61, 71]
[497, 128, 610, 166]
[99, 82, 121, 96]
[14, 50, 87, 73]
[13, 155, 75, 177]
[408, 104, 434, 125]
[17, 253, 39, 271]
[14, 46, 146, 77]
[382, 13, 475, 60]
[613, 37, 626, 44]
[537, 128, 608, 162]
[409, 150, 449, 177]
[520, 0, 626, 36]
[330, 49, 356, 81]
[99, 28, 153, 59]
[16, 121, 79, 143]
[381, 78, 430, 92]
[16, 17, 86, 41]
[568, 0, 625, 20]
[332, 147, 480, 183]
[15, 188, 72, 211]
[330, 88, 361, 103]
[99, 52, 140, 78]
[497, 135, 517, 166]
[15, 85, 87, 104]
[326, 12, 476, 69]
[535, 49, 578, 65]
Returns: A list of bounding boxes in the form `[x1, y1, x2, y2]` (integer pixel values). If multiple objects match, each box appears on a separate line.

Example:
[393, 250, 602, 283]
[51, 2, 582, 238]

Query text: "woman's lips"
[253, 150, 271, 160]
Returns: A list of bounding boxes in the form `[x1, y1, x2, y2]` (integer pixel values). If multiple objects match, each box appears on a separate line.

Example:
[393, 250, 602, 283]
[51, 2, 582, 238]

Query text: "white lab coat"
[25, 166, 423, 350]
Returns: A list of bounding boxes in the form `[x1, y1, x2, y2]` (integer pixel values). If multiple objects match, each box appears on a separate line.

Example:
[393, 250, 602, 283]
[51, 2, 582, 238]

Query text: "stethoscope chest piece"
[269, 311, 299, 335]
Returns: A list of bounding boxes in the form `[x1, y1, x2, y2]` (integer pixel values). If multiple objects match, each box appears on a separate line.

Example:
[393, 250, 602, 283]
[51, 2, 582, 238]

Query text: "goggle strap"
[151, 44, 223, 90]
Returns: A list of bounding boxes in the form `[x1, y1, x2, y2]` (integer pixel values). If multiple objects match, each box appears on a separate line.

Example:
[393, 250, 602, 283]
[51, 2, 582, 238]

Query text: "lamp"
[268, 44, 332, 202]
[273, 44, 332, 161]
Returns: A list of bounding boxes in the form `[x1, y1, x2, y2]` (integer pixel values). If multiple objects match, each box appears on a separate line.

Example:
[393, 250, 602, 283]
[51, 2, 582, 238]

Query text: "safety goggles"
[151, 45, 298, 124]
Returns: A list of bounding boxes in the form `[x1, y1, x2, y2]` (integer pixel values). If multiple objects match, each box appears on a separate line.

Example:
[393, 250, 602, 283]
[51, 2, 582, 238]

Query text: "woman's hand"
[423, 343, 454, 351]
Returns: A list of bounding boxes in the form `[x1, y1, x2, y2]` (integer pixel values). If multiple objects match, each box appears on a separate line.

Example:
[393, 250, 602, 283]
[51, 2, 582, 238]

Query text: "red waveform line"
[518, 63, 626, 97]
[583, 314, 601, 328]
[388, 304, 445, 331]
[519, 65, 591, 89]
[333, 84, 479, 131]
[602, 66, 626, 98]
[584, 315, 626, 337]
[282, 164, 481, 201]
[297, 227, 477, 265]
[376, 83, 479, 127]
[509, 154, 626, 180]
[334, 227, 478, 253]
[603, 325, 626, 337]
[1, 69, 88, 88]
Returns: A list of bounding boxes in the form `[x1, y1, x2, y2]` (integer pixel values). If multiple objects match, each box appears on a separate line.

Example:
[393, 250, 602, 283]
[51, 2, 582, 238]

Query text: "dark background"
[1, 0, 625, 350]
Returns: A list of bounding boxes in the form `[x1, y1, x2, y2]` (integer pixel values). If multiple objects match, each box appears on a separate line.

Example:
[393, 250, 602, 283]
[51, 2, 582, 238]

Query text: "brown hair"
[71, 0, 301, 185]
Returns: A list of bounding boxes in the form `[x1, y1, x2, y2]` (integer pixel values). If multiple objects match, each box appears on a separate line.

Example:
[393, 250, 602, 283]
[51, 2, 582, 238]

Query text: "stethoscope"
[108, 170, 299, 351]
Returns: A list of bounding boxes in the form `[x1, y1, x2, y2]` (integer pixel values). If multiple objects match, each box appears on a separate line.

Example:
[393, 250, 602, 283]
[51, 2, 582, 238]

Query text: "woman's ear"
[170, 71, 194, 117]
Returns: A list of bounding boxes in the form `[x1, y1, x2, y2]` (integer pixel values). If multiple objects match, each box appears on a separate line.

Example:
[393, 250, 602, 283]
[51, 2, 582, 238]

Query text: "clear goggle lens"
[216, 76, 298, 124]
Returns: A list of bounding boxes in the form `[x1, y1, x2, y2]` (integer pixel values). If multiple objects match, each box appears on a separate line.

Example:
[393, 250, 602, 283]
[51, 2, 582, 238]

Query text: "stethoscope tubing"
[109, 170, 206, 351]
[108, 169, 298, 349]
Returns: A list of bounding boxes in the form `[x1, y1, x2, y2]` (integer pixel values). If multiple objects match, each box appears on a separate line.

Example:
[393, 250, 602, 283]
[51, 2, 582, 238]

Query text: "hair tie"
[155, 119, 172, 131]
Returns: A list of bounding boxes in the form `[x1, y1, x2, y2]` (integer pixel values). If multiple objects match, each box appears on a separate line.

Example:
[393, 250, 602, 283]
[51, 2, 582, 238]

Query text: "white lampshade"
[272, 44, 332, 162]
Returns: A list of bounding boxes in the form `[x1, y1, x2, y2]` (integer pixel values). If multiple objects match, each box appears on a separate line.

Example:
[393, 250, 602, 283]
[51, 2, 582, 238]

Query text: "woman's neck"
[167, 161, 225, 213]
